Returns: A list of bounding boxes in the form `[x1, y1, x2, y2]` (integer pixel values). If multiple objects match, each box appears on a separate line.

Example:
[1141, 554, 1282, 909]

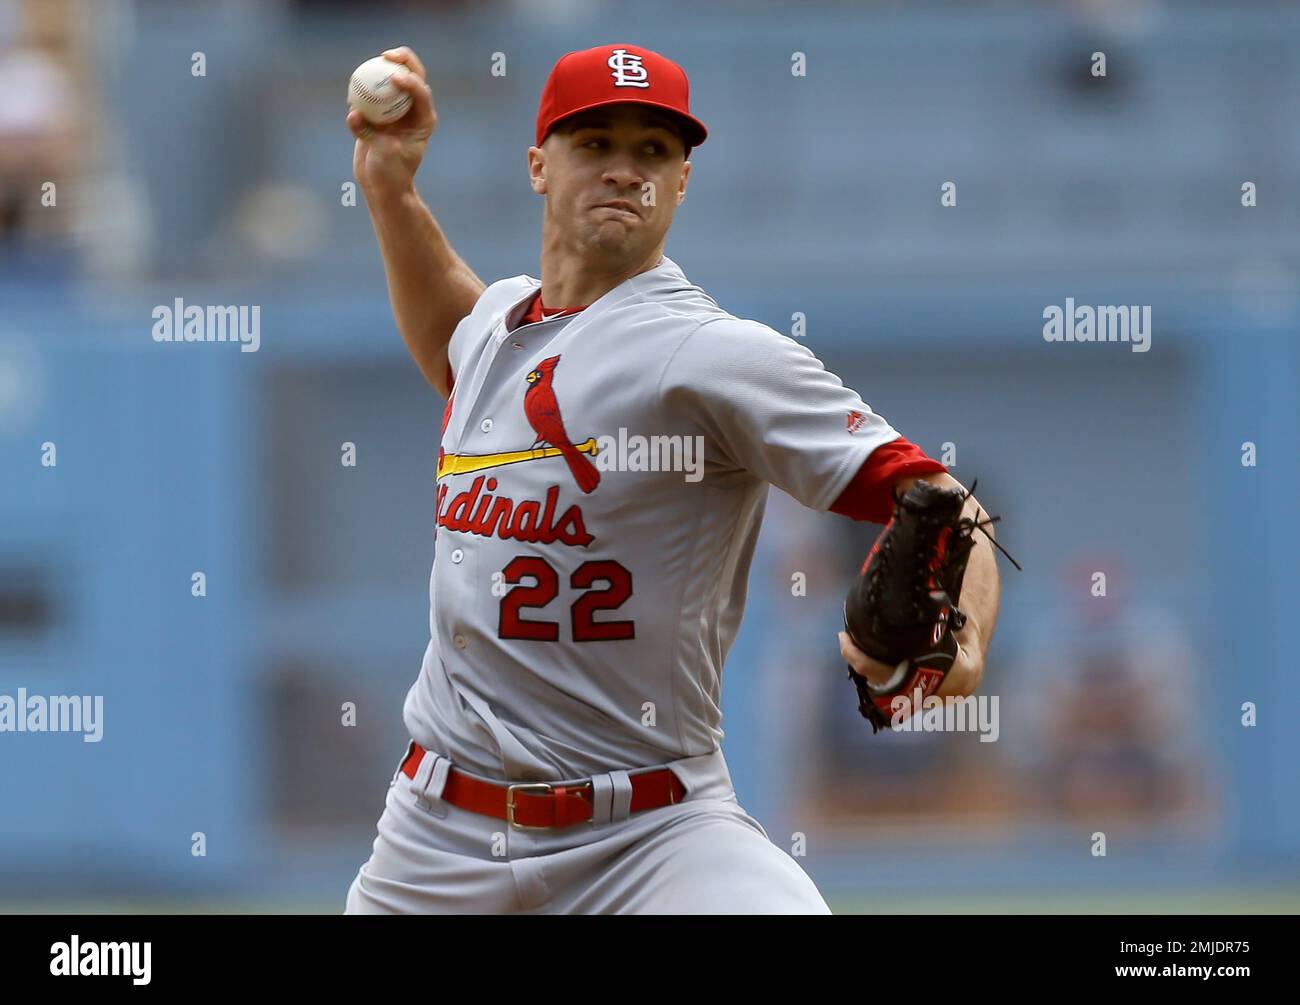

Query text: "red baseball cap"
[536, 44, 708, 153]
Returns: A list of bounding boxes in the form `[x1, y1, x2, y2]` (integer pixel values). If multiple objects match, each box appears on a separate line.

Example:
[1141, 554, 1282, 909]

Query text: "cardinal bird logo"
[523, 355, 601, 494]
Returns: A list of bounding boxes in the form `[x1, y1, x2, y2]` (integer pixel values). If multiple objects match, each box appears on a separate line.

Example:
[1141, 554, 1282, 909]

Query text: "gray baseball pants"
[344, 743, 831, 915]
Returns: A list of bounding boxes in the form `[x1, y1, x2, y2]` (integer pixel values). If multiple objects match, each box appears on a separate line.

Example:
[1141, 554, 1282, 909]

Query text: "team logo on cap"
[608, 48, 650, 88]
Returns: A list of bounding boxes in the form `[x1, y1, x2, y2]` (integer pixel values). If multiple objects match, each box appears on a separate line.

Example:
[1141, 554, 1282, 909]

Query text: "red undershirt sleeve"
[829, 436, 948, 524]
[445, 360, 455, 394]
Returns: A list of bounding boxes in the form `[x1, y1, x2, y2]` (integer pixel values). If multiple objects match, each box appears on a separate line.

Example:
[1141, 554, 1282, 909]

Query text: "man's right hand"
[348, 46, 437, 200]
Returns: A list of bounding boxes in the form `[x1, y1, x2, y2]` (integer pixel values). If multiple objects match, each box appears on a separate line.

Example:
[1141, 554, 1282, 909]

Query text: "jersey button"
[479, 418, 493, 433]
[450, 548, 464, 564]
[453, 634, 467, 650]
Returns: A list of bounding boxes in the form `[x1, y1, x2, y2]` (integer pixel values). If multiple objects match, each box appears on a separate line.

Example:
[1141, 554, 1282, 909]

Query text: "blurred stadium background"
[1, 0, 1298, 913]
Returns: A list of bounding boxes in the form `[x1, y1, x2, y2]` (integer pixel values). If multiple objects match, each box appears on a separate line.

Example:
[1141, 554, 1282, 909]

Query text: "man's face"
[529, 104, 692, 261]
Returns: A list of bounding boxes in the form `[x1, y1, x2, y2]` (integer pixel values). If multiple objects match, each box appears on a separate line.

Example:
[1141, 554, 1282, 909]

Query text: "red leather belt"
[400, 742, 686, 830]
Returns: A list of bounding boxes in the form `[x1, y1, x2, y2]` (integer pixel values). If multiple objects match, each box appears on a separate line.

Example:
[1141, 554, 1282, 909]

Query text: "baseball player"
[343, 42, 1004, 914]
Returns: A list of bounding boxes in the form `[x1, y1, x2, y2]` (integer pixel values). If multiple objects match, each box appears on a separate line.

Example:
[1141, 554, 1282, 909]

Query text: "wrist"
[955, 608, 984, 655]
[364, 182, 421, 214]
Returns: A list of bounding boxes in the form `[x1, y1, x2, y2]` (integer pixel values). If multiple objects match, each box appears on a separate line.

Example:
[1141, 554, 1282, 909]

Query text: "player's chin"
[584, 225, 643, 254]
[589, 216, 642, 238]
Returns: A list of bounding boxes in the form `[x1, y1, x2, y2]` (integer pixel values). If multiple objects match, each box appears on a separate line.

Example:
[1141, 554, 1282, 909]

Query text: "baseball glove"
[842, 478, 1020, 732]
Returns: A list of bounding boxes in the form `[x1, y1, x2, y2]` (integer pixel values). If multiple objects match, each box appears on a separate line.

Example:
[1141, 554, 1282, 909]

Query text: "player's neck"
[538, 244, 664, 309]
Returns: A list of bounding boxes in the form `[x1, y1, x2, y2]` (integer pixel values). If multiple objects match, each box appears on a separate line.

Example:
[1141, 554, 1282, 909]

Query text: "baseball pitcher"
[343, 42, 1010, 915]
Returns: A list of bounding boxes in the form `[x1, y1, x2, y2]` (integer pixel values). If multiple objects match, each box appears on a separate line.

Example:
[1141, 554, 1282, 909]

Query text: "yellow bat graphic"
[437, 436, 599, 481]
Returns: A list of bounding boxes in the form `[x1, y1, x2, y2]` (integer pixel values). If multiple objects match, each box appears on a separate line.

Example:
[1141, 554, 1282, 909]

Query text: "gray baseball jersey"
[402, 254, 902, 781]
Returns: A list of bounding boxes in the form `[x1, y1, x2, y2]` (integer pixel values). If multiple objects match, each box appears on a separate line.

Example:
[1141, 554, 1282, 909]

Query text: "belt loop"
[609, 770, 633, 823]
[589, 773, 615, 826]
[426, 756, 451, 802]
[412, 749, 450, 804]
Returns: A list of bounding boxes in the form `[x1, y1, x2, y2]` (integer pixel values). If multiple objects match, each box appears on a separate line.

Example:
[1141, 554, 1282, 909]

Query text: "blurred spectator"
[0, 18, 76, 254]
[1012, 554, 1207, 819]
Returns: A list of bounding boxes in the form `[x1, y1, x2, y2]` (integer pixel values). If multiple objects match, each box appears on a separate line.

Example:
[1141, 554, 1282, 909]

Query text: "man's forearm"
[950, 493, 1000, 663]
[365, 186, 486, 396]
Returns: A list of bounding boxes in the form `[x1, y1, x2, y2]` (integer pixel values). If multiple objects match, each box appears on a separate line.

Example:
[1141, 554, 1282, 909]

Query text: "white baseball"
[348, 56, 414, 125]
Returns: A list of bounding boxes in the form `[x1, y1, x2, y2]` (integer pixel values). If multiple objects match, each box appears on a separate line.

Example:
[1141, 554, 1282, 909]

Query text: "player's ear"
[675, 159, 691, 205]
[527, 146, 547, 195]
